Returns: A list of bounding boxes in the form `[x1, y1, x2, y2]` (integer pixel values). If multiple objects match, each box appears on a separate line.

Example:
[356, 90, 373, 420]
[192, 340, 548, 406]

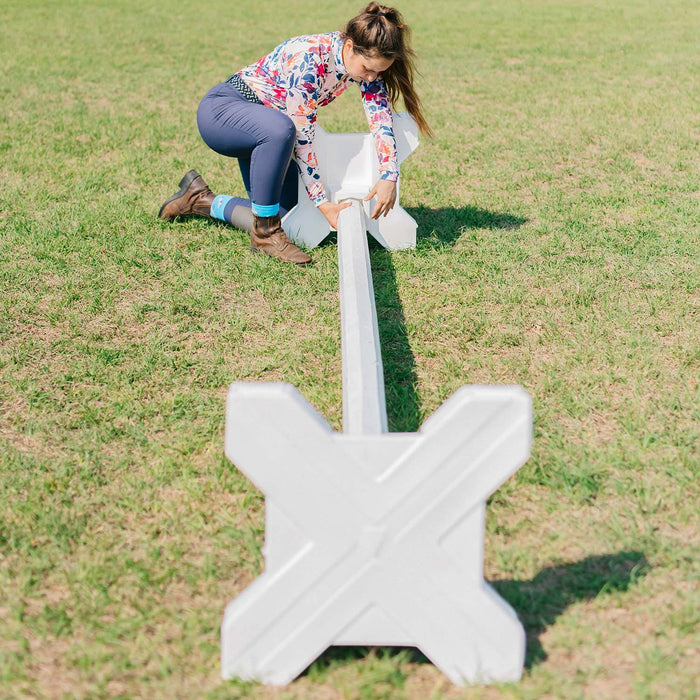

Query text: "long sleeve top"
[237, 31, 398, 207]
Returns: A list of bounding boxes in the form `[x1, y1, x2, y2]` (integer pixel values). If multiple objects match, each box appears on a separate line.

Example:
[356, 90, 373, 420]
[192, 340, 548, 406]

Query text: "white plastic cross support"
[281, 113, 420, 251]
[222, 384, 532, 686]
[337, 199, 387, 435]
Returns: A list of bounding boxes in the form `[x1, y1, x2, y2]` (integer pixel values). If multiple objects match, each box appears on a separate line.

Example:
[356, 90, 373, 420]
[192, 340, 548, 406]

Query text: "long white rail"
[337, 200, 388, 434]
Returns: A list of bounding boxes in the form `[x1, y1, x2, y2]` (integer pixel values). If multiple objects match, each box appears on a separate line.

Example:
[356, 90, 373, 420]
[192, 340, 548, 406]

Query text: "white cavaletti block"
[222, 383, 531, 685]
[282, 113, 420, 251]
[221, 117, 532, 686]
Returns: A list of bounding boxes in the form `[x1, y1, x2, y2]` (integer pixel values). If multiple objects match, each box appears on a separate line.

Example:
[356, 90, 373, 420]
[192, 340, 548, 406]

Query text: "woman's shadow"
[370, 204, 527, 432]
[306, 550, 649, 675]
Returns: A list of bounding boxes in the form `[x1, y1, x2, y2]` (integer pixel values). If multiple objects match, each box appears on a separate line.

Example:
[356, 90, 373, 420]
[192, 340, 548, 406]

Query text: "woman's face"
[342, 40, 394, 83]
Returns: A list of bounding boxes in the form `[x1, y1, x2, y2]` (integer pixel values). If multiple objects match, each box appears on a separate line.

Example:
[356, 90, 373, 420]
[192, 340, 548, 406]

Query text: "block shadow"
[406, 205, 528, 248]
[304, 550, 649, 676]
[493, 549, 650, 668]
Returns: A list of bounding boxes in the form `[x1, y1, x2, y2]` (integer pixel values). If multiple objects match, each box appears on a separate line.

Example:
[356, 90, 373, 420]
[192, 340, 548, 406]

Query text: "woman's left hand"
[365, 179, 397, 219]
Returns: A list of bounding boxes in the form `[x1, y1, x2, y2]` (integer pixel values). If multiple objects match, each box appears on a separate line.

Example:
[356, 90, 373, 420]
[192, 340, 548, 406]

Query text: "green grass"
[1, 0, 698, 697]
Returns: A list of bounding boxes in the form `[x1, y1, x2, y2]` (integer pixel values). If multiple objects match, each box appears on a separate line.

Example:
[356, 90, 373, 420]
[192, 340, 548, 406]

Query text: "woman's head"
[343, 3, 407, 63]
[342, 3, 432, 136]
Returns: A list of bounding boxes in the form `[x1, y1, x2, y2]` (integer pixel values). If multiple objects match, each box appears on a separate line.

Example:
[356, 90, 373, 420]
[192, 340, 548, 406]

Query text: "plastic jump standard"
[222, 116, 533, 686]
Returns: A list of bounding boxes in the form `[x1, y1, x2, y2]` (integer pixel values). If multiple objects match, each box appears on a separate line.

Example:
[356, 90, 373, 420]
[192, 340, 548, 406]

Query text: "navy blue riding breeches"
[196, 80, 299, 216]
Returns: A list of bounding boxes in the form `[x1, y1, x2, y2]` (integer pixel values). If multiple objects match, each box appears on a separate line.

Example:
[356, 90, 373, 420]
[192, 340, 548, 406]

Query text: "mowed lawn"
[1, 0, 697, 697]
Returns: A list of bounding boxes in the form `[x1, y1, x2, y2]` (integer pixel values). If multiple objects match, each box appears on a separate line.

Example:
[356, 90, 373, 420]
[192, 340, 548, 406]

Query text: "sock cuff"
[251, 202, 280, 217]
[210, 195, 234, 221]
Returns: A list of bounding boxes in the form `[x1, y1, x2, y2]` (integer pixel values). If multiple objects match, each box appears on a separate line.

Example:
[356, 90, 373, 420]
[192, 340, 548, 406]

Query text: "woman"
[159, 3, 431, 265]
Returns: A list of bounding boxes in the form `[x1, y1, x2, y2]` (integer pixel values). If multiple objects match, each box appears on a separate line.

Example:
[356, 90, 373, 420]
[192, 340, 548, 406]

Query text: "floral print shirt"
[237, 31, 398, 207]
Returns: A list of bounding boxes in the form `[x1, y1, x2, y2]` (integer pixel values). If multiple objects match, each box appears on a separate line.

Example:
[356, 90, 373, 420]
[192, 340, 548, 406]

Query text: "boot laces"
[269, 225, 294, 250]
[276, 230, 293, 248]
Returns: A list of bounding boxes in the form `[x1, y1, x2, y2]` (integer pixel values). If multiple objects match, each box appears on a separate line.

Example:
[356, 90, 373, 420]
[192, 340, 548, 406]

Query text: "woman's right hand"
[318, 201, 352, 230]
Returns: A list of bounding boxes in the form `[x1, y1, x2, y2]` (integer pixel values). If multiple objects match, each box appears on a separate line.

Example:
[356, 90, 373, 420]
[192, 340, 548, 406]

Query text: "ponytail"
[343, 3, 433, 137]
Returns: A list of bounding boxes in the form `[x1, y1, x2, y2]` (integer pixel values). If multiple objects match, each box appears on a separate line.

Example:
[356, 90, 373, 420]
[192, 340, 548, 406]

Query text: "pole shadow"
[364, 204, 527, 432]
[368, 245, 421, 433]
[303, 550, 649, 676]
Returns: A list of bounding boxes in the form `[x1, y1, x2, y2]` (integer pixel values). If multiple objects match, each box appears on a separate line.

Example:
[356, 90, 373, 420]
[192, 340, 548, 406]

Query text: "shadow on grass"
[407, 205, 528, 248]
[493, 549, 650, 668]
[369, 246, 421, 432]
[304, 550, 649, 676]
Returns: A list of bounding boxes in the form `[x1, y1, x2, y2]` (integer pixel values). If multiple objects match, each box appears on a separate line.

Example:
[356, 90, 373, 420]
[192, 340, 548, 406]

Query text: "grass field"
[1, 0, 698, 697]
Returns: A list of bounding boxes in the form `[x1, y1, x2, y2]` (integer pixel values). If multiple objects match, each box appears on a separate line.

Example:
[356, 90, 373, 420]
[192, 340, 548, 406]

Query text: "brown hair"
[343, 3, 433, 136]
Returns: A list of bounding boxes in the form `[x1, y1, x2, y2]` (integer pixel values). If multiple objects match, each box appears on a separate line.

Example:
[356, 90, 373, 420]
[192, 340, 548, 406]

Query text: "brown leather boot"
[250, 215, 311, 265]
[158, 170, 215, 220]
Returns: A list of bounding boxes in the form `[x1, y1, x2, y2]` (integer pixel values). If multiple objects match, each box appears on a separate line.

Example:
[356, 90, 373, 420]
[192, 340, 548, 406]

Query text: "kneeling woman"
[159, 2, 431, 265]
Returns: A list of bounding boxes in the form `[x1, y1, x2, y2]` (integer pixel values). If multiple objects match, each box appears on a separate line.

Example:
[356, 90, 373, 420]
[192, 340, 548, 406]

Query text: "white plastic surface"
[337, 200, 387, 434]
[221, 117, 533, 687]
[281, 113, 420, 250]
[222, 383, 531, 685]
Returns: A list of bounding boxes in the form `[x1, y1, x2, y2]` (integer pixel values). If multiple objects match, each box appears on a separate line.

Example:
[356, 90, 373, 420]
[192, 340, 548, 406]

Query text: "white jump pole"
[337, 200, 387, 435]
[221, 116, 533, 687]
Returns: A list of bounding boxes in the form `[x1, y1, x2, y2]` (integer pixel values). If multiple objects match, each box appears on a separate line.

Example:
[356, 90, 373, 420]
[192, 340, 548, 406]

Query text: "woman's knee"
[263, 114, 296, 150]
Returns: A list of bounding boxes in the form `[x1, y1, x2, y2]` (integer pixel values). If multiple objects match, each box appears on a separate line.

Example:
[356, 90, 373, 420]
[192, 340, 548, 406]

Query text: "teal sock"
[251, 202, 280, 217]
[210, 195, 235, 221]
